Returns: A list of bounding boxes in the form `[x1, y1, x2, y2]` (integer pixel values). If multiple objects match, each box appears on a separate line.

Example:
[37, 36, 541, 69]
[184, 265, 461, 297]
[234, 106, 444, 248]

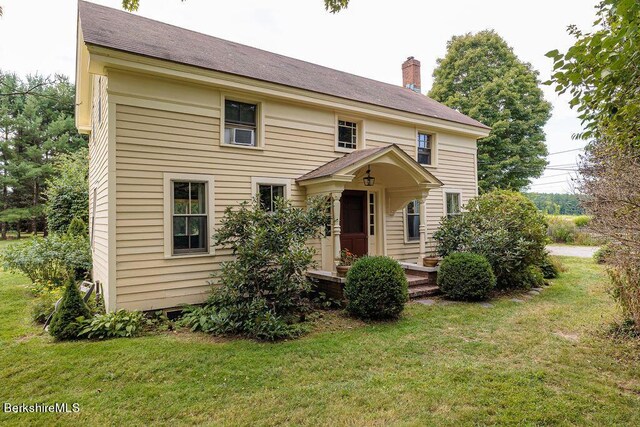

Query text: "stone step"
[406, 274, 432, 287]
[408, 285, 440, 299]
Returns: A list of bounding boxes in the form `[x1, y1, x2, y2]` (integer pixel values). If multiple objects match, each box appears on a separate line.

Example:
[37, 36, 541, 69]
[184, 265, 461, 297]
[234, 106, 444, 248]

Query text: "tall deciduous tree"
[548, 0, 640, 331]
[121, 0, 350, 13]
[429, 30, 552, 192]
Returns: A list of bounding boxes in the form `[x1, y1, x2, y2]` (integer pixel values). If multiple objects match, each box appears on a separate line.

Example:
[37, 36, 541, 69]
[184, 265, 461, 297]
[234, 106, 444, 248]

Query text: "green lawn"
[1, 258, 639, 426]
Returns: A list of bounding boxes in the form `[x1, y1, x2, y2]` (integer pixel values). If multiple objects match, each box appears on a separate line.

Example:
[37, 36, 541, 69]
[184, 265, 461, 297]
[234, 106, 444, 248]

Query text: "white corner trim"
[163, 173, 216, 259]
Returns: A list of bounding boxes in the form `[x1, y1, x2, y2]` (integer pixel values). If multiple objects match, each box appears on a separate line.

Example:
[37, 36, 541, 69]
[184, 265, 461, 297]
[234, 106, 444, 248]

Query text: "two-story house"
[75, 1, 490, 311]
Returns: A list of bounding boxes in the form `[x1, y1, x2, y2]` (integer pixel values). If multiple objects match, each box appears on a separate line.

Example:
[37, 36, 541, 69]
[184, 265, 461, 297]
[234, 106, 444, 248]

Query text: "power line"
[529, 179, 574, 186]
[547, 148, 584, 156]
[537, 172, 576, 179]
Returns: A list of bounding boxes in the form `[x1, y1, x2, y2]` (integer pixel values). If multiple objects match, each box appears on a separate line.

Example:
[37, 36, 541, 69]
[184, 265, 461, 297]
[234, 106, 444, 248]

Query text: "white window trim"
[163, 173, 215, 259]
[415, 129, 438, 168]
[335, 114, 365, 153]
[443, 189, 463, 218]
[220, 93, 265, 150]
[250, 177, 292, 200]
[403, 200, 421, 245]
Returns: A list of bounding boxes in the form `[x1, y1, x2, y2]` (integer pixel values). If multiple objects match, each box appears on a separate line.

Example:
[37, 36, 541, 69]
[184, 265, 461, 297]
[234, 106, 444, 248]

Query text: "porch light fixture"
[363, 165, 375, 187]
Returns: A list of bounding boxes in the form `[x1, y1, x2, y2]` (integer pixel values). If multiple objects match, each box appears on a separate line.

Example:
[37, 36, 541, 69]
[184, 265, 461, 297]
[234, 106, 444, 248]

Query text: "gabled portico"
[297, 144, 443, 269]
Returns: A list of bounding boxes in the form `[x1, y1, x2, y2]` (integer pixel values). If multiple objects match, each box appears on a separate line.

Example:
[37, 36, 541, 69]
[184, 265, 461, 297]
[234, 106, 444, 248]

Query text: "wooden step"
[408, 285, 440, 299]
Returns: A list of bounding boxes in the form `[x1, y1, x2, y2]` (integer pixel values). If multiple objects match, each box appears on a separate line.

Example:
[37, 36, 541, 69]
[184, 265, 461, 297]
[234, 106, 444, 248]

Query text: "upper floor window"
[338, 120, 358, 150]
[172, 181, 208, 254]
[259, 184, 285, 212]
[406, 200, 420, 241]
[446, 192, 461, 218]
[224, 100, 257, 146]
[417, 132, 432, 165]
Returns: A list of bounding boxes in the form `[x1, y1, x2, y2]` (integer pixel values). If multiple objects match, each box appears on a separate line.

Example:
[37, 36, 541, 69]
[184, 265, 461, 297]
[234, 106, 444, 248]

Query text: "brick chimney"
[402, 56, 421, 93]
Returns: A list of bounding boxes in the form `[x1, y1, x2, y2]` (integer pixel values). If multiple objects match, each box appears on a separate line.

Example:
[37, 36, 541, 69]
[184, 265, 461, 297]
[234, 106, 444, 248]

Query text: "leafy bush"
[436, 252, 495, 301]
[573, 215, 591, 228]
[344, 256, 408, 320]
[79, 309, 146, 339]
[184, 196, 328, 341]
[1, 234, 91, 284]
[31, 288, 63, 323]
[547, 216, 577, 243]
[539, 254, 563, 279]
[45, 148, 89, 234]
[48, 278, 92, 340]
[434, 190, 548, 289]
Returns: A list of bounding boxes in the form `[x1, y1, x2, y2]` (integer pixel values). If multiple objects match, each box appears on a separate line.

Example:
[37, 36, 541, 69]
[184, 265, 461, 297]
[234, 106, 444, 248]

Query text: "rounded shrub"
[539, 254, 562, 279]
[437, 252, 496, 301]
[344, 256, 408, 320]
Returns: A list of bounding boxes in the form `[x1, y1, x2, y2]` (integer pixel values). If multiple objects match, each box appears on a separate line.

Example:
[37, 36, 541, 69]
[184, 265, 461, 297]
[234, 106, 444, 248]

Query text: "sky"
[0, 0, 600, 193]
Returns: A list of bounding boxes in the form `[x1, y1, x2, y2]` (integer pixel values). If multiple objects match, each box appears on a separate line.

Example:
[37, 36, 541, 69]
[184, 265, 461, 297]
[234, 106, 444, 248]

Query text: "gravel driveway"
[547, 245, 600, 258]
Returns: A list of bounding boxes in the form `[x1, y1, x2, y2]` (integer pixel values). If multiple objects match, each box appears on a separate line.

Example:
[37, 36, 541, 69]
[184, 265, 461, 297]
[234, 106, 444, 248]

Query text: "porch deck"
[308, 262, 439, 302]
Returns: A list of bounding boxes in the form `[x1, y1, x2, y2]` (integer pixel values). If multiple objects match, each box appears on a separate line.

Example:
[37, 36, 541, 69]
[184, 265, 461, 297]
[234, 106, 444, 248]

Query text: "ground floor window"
[258, 184, 285, 212]
[172, 181, 208, 254]
[369, 193, 375, 236]
[406, 200, 420, 241]
[446, 192, 461, 218]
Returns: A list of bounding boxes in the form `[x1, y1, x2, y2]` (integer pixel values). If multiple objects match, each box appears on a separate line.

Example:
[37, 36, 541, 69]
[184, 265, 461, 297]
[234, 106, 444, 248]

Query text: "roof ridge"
[78, 1, 490, 131]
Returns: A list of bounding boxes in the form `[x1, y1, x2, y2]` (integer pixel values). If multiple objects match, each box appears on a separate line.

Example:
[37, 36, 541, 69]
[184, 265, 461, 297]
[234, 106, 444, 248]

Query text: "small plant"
[437, 252, 496, 301]
[338, 249, 357, 266]
[66, 217, 88, 238]
[573, 215, 591, 228]
[48, 278, 92, 340]
[79, 309, 146, 339]
[344, 256, 408, 320]
[31, 288, 63, 324]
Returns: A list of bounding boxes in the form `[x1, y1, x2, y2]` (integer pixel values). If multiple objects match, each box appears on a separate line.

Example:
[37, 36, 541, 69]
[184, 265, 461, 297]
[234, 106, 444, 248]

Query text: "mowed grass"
[1, 258, 639, 426]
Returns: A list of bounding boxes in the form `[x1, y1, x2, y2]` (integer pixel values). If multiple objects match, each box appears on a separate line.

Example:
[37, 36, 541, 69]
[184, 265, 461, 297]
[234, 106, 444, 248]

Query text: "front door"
[340, 190, 368, 257]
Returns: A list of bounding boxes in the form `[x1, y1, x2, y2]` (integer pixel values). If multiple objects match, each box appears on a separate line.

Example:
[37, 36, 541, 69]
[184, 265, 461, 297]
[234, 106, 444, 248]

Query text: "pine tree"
[49, 277, 92, 341]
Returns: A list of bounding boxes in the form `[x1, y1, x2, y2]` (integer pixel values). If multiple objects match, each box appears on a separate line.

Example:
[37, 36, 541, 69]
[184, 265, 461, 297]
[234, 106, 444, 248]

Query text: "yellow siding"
[113, 93, 341, 310]
[102, 71, 479, 310]
[88, 75, 111, 306]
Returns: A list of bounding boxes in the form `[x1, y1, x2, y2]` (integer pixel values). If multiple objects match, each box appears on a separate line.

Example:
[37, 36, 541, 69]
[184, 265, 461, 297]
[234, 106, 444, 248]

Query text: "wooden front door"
[340, 190, 368, 257]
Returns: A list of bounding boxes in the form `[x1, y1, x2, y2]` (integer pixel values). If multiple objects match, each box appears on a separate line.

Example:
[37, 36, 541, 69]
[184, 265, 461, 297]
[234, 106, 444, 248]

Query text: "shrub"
[79, 309, 146, 339]
[573, 215, 591, 228]
[344, 256, 408, 320]
[547, 216, 577, 243]
[45, 148, 89, 234]
[434, 190, 548, 289]
[1, 234, 91, 284]
[594, 244, 613, 264]
[437, 252, 495, 301]
[539, 254, 563, 279]
[67, 217, 88, 238]
[187, 196, 328, 341]
[31, 288, 63, 324]
[48, 278, 92, 340]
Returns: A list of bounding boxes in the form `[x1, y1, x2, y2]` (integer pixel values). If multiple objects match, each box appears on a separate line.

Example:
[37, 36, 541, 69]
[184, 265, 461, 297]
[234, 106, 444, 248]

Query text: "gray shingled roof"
[297, 146, 388, 182]
[78, 2, 489, 130]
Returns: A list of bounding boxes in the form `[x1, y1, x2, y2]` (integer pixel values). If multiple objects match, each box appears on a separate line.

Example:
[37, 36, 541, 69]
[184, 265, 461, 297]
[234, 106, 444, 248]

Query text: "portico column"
[417, 195, 427, 264]
[331, 192, 342, 270]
